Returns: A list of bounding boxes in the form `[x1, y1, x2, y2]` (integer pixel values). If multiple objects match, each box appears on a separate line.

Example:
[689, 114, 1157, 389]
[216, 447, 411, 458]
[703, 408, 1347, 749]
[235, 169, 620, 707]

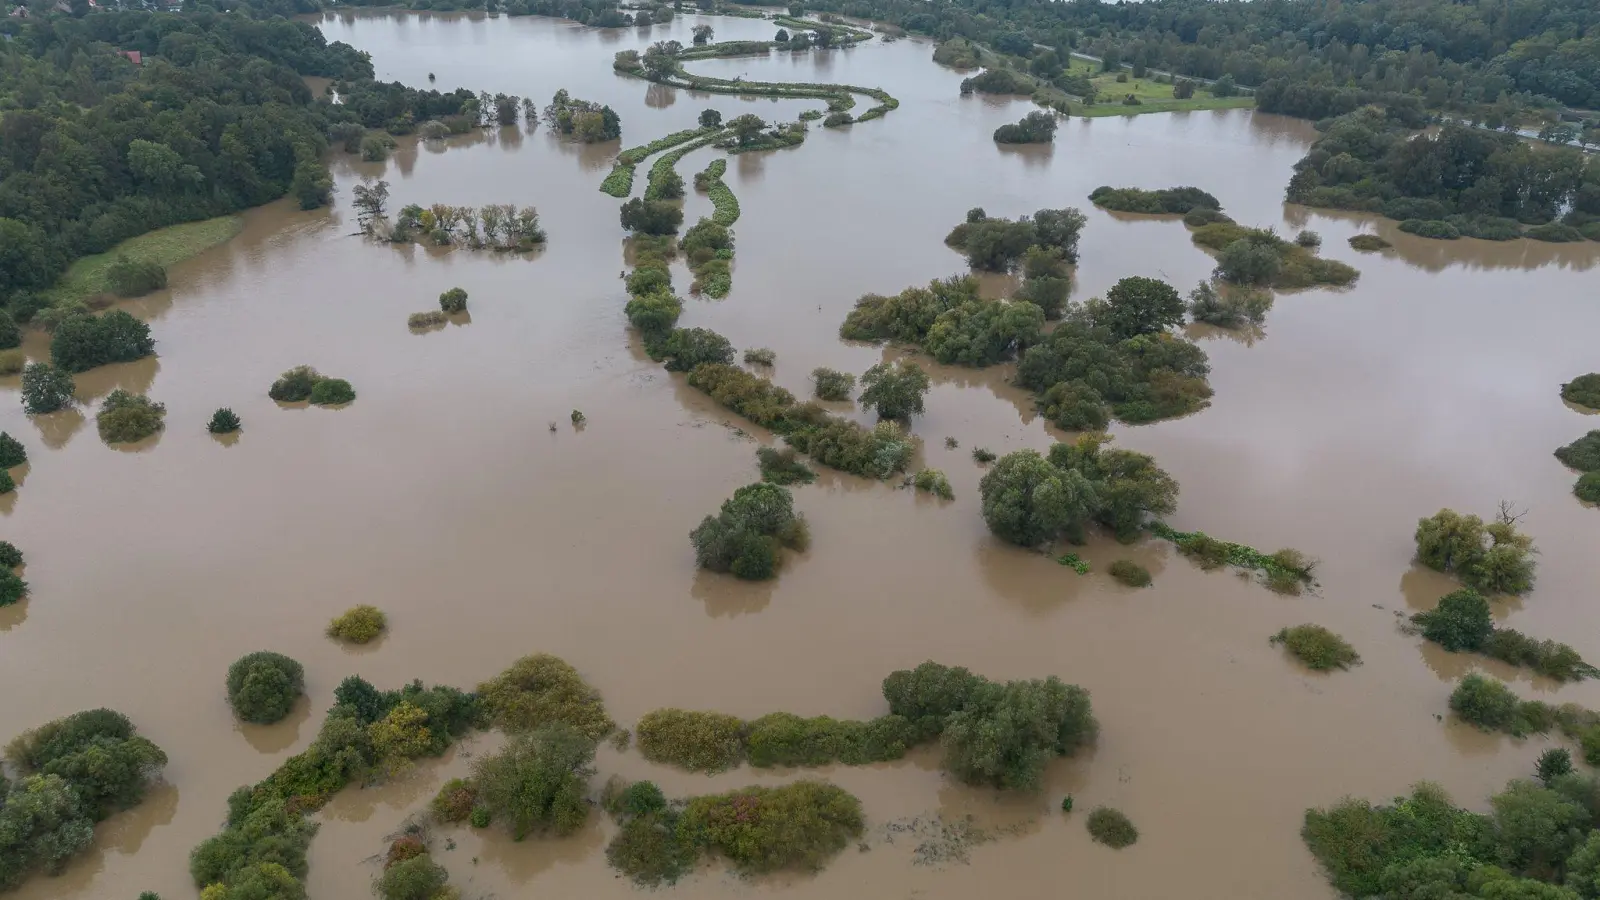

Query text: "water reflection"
[237, 694, 311, 753]
[691, 565, 775, 617]
[31, 408, 85, 450]
[644, 82, 675, 108]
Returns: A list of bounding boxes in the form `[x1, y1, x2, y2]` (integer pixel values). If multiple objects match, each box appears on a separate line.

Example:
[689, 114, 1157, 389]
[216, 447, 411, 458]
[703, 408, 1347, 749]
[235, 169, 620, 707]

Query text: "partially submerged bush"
[606, 805, 695, 887]
[0, 568, 26, 605]
[1089, 185, 1221, 215]
[1415, 508, 1537, 595]
[636, 709, 747, 772]
[1108, 560, 1150, 587]
[1449, 673, 1543, 735]
[430, 778, 478, 823]
[20, 363, 75, 414]
[1270, 625, 1361, 671]
[1556, 432, 1600, 472]
[0, 349, 23, 376]
[745, 713, 916, 768]
[1577, 473, 1600, 503]
[1086, 807, 1138, 848]
[225, 652, 305, 724]
[941, 676, 1097, 789]
[859, 361, 931, 419]
[1186, 281, 1271, 328]
[438, 287, 468, 313]
[661, 327, 734, 372]
[690, 483, 809, 581]
[327, 605, 387, 644]
[0, 432, 27, 468]
[914, 468, 954, 499]
[308, 378, 356, 406]
[757, 447, 815, 485]
[1562, 374, 1600, 410]
[471, 724, 595, 839]
[207, 408, 241, 434]
[96, 390, 166, 443]
[743, 348, 776, 366]
[1348, 233, 1391, 251]
[811, 367, 854, 401]
[0, 541, 23, 569]
[106, 256, 168, 297]
[1412, 588, 1493, 651]
[268, 366, 325, 402]
[49, 310, 155, 373]
[678, 781, 864, 872]
[408, 311, 446, 329]
[476, 654, 614, 739]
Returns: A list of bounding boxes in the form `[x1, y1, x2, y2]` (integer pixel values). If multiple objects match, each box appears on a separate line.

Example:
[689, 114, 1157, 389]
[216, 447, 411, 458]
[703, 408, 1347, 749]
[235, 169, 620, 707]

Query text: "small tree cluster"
[980, 434, 1179, 547]
[471, 724, 595, 839]
[1414, 589, 1597, 682]
[811, 368, 854, 401]
[661, 327, 734, 373]
[269, 366, 356, 406]
[0, 432, 28, 469]
[1415, 507, 1537, 595]
[993, 110, 1058, 144]
[1186, 281, 1271, 328]
[1562, 374, 1600, 410]
[945, 207, 1088, 271]
[678, 781, 864, 872]
[20, 363, 75, 415]
[543, 89, 622, 142]
[883, 661, 1096, 789]
[49, 310, 154, 373]
[636, 709, 747, 772]
[621, 198, 685, 236]
[859, 361, 931, 419]
[207, 408, 241, 434]
[1270, 624, 1361, 671]
[96, 390, 166, 444]
[914, 468, 954, 499]
[1088, 185, 1221, 215]
[690, 483, 809, 580]
[2, 710, 166, 890]
[225, 652, 305, 724]
[756, 447, 816, 485]
[390, 203, 546, 250]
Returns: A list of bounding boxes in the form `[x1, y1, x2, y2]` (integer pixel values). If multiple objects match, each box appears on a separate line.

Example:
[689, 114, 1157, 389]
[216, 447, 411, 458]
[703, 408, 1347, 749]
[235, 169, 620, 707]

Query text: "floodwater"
[4, 10, 1600, 900]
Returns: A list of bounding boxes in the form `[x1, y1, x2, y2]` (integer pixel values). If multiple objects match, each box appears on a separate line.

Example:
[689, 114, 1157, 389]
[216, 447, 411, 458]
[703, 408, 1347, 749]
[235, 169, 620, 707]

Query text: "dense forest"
[770, 0, 1600, 119]
[0, 4, 493, 319]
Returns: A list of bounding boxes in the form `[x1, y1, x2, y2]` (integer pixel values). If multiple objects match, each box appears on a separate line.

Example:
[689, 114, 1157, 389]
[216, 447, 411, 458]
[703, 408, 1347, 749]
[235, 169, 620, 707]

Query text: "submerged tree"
[859, 361, 931, 419]
[690, 482, 810, 580]
[1415, 506, 1537, 595]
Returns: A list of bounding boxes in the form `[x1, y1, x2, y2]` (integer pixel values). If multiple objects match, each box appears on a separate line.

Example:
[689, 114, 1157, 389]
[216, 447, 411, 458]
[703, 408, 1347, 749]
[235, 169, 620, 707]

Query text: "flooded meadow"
[4, 10, 1600, 900]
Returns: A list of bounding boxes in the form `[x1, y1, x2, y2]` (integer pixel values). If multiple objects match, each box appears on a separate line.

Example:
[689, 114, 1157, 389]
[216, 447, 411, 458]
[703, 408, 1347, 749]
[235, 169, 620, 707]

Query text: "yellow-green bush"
[326, 605, 386, 644]
[636, 708, 747, 772]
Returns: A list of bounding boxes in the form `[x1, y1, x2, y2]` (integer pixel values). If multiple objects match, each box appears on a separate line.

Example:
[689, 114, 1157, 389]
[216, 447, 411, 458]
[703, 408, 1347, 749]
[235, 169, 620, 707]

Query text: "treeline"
[1287, 109, 1600, 241]
[0, 3, 510, 318]
[742, 0, 1600, 116]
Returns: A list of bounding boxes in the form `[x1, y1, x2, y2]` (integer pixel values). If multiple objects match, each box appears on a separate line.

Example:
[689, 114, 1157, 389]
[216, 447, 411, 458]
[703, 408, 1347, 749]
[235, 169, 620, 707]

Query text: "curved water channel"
[3, 10, 1600, 900]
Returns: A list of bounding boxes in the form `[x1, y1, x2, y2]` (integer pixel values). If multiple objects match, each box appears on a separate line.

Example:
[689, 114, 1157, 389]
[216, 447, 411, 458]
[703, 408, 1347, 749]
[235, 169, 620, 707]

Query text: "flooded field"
[4, 10, 1600, 900]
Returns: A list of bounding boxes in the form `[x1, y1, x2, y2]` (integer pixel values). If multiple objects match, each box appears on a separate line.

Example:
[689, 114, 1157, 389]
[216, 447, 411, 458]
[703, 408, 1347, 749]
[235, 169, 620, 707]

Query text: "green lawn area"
[47, 215, 243, 306]
[1063, 56, 1254, 118]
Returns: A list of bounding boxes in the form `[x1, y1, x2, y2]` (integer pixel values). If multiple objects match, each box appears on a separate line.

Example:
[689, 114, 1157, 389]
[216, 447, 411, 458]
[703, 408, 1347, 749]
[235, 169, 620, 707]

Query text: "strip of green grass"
[47, 215, 243, 305]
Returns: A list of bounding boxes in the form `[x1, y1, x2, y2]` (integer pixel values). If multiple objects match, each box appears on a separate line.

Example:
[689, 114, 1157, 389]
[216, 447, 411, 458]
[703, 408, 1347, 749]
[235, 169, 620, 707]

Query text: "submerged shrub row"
[1148, 521, 1317, 594]
[1414, 588, 1597, 682]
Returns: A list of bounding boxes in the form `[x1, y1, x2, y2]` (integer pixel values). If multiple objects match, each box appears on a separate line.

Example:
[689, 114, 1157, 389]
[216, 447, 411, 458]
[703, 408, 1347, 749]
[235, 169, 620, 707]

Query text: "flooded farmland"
[3, 9, 1600, 900]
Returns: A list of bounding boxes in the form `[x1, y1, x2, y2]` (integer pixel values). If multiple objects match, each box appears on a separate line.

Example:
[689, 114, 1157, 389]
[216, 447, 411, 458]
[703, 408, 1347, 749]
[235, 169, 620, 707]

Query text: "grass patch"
[47, 216, 242, 306]
[1270, 624, 1361, 671]
[697, 158, 740, 227]
[1061, 57, 1253, 118]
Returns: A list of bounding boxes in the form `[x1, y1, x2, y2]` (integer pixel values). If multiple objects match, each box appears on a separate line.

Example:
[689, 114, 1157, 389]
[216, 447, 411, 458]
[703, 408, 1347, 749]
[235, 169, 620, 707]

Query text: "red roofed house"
[119, 49, 142, 65]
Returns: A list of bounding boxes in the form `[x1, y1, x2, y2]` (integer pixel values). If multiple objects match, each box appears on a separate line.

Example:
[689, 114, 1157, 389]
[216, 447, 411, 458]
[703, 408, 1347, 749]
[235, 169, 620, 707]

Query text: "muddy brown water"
[4, 10, 1600, 900]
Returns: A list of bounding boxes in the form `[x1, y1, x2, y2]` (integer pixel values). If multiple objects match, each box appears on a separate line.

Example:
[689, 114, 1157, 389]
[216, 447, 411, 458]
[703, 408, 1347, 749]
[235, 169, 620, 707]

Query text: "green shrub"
[225, 652, 305, 725]
[607, 809, 696, 886]
[430, 778, 477, 823]
[637, 709, 747, 772]
[1556, 432, 1600, 471]
[0, 349, 24, 376]
[1536, 748, 1572, 785]
[811, 367, 854, 401]
[971, 447, 996, 463]
[20, 363, 75, 414]
[1270, 625, 1361, 671]
[1399, 219, 1461, 240]
[1086, 807, 1138, 848]
[95, 390, 165, 443]
[408, 311, 446, 329]
[1565, 374, 1600, 409]
[1480, 629, 1598, 682]
[979, 449, 1099, 546]
[614, 781, 667, 818]
[326, 605, 386, 644]
[940, 676, 1097, 789]
[308, 379, 355, 406]
[1108, 560, 1150, 587]
[376, 854, 448, 900]
[476, 654, 612, 739]
[0, 432, 26, 469]
[1415, 508, 1537, 595]
[207, 408, 241, 434]
[1412, 588, 1493, 651]
[914, 468, 954, 499]
[0, 541, 22, 569]
[1186, 281, 1271, 329]
[661, 327, 734, 372]
[105, 256, 168, 297]
[1577, 473, 1600, 503]
[882, 661, 988, 738]
[840, 275, 979, 344]
[1089, 185, 1221, 215]
[0, 471, 12, 494]
[1450, 673, 1537, 733]
[469, 807, 491, 828]
[49, 310, 155, 373]
[438, 288, 468, 313]
[743, 348, 776, 366]
[1526, 223, 1585, 242]
[620, 198, 684, 236]
[859, 361, 931, 419]
[757, 446, 815, 485]
[268, 366, 324, 402]
[472, 724, 595, 839]
[1347, 234, 1391, 251]
[690, 483, 809, 580]
[0, 568, 26, 605]
[678, 781, 864, 872]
